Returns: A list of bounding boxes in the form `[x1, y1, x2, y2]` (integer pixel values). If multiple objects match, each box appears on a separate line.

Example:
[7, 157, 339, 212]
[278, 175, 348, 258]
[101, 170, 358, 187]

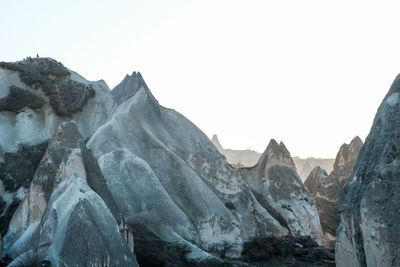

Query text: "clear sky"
[1, 0, 399, 158]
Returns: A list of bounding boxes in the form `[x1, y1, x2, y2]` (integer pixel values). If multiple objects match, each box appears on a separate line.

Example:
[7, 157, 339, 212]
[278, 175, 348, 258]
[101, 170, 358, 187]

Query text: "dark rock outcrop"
[305, 167, 343, 249]
[0, 58, 95, 116]
[336, 75, 400, 267]
[0, 141, 48, 235]
[333, 136, 363, 188]
[0, 86, 44, 112]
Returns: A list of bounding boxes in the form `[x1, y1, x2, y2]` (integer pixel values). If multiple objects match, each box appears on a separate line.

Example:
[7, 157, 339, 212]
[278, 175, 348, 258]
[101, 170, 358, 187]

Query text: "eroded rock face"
[305, 167, 343, 249]
[1, 58, 332, 266]
[2, 121, 137, 266]
[241, 140, 324, 245]
[87, 72, 327, 264]
[0, 141, 48, 235]
[336, 76, 400, 267]
[0, 59, 112, 236]
[333, 136, 363, 188]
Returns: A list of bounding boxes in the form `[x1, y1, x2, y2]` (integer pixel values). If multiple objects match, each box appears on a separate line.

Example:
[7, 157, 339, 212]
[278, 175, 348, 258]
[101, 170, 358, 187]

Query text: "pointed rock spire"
[211, 134, 224, 153]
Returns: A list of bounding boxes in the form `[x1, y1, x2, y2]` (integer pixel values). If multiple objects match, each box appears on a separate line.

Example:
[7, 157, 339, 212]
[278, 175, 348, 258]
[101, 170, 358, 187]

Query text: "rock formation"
[0, 58, 334, 266]
[293, 157, 335, 182]
[332, 136, 363, 190]
[0, 58, 111, 236]
[3, 122, 137, 266]
[336, 75, 400, 267]
[211, 135, 335, 181]
[305, 167, 343, 249]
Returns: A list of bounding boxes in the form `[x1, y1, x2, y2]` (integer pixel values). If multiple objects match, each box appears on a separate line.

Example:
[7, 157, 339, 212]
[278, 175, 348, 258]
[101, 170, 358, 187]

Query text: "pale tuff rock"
[0, 58, 112, 235]
[336, 75, 400, 267]
[305, 167, 343, 249]
[241, 140, 324, 245]
[211, 134, 224, 154]
[1, 59, 333, 265]
[3, 121, 138, 266]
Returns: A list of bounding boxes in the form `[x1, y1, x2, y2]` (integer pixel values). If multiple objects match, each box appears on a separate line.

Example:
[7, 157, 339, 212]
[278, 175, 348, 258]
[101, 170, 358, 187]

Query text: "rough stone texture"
[0, 141, 48, 236]
[87, 72, 326, 264]
[0, 59, 334, 266]
[2, 122, 138, 266]
[305, 167, 343, 249]
[333, 136, 363, 188]
[0, 85, 44, 112]
[0, 58, 95, 116]
[336, 75, 400, 267]
[241, 140, 324, 245]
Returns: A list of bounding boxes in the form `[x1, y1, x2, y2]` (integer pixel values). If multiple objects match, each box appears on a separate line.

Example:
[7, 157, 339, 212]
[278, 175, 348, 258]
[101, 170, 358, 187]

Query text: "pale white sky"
[1, 0, 399, 158]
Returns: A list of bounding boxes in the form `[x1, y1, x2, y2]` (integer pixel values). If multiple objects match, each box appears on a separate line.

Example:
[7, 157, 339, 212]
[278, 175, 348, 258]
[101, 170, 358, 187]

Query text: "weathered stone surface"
[0, 85, 44, 112]
[87, 72, 326, 264]
[241, 140, 324, 245]
[305, 167, 343, 249]
[0, 141, 48, 235]
[0, 59, 337, 266]
[2, 121, 137, 266]
[0, 59, 95, 116]
[333, 136, 363, 188]
[336, 75, 400, 267]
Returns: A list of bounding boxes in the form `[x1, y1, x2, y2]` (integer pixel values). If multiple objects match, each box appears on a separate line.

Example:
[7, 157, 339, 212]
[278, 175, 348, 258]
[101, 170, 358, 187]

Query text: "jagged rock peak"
[333, 136, 363, 185]
[111, 71, 149, 104]
[304, 166, 343, 249]
[256, 139, 296, 173]
[211, 134, 224, 153]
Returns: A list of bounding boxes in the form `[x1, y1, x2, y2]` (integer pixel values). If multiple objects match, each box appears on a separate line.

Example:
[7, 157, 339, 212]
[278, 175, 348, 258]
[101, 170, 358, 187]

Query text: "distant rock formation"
[332, 136, 363, 190]
[211, 134, 335, 181]
[293, 157, 335, 182]
[336, 75, 400, 266]
[305, 167, 343, 249]
[211, 134, 261, 167]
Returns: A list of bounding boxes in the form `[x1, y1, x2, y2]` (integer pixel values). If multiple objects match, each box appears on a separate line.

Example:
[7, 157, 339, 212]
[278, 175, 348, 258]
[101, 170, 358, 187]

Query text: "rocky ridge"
[0, 58, 336, 266]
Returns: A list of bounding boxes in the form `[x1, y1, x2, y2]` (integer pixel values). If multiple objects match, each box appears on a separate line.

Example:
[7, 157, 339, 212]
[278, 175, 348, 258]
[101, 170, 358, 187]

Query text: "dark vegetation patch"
[0, 85, 44, 112]
[0, 141, 49, 192]
[0, 198, 21, 236]
[0, 141, 48, 235]
[0, 59, 95, 116]
[241, 236, 335, 266]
